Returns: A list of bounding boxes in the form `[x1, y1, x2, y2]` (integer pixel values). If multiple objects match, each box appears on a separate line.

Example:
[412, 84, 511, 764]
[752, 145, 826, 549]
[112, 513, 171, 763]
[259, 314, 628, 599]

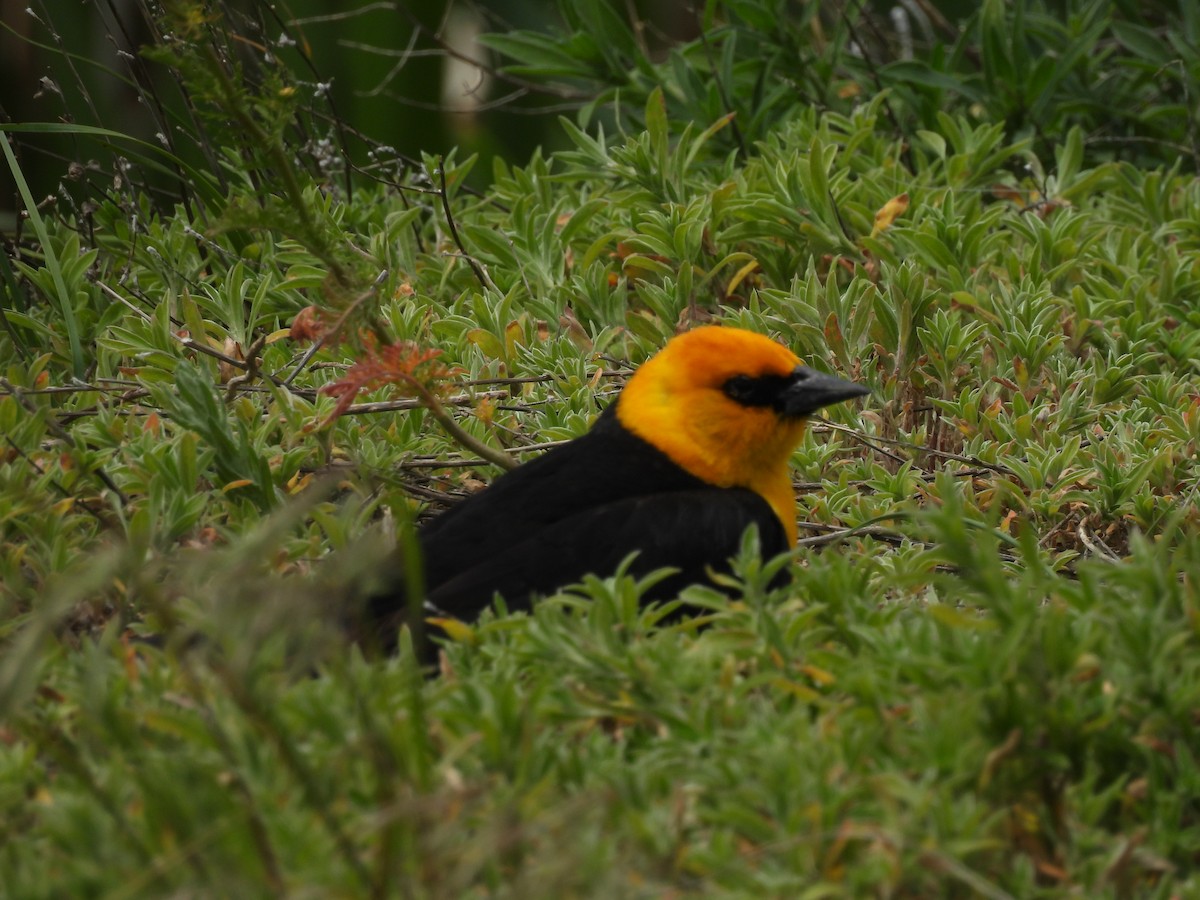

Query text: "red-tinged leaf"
[990, 183, 1032, 205]
[317, 337, 453, 427]
[120, 633, 140, 683]
[1035, 861, 1068, 881]
[289, 305, 329, 343]
[823, 311, 845, 358]
[993, 375, 1020, 391]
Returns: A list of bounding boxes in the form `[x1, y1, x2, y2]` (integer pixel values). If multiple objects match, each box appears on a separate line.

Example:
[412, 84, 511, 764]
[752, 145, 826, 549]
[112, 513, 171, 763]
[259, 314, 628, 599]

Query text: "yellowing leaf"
[504, 320, 524, 358]
[287, 471, 314, 494]
[427, 617, 476, 644]
[978, 728, 1023, 790]
[475, 395, 496, 426]
[772, 677, 821, 702]
[927, 604, 997, 630]
[221, 479, 255, 493]
[871, 192, 909, 237]
[1013, 356, 1029, 387]
[725, 259, 759, 298]
[466, 328, 505, 359]
[800, 664, 836, 686]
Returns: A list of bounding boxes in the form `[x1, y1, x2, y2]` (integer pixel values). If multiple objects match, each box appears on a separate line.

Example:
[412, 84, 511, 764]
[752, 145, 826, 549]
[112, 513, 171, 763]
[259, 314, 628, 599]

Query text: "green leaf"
[881, 60, 984, 102]
[1, 133, 85, 377]
[645, 85, 669, 162]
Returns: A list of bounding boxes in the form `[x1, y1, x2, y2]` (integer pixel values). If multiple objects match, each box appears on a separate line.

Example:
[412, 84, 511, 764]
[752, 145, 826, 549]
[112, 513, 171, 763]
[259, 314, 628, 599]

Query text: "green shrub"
[2, 1, 1199, 895]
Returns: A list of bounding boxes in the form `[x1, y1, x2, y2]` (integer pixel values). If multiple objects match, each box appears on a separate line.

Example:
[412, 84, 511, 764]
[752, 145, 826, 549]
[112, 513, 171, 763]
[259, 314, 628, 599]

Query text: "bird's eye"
[723, 374, 756, 403]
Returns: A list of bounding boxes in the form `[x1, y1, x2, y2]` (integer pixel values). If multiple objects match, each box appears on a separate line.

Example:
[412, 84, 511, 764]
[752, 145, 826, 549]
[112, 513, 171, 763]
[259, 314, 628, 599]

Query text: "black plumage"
[367, 405, 786, 644]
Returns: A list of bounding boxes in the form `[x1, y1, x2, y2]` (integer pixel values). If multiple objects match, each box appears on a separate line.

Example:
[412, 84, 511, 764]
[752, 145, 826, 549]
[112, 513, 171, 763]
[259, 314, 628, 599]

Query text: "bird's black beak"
[779, 366, 870, 417]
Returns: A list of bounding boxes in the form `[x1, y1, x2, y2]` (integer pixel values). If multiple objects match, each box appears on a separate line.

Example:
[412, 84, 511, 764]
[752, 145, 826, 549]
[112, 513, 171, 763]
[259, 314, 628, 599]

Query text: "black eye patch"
[722, 373, 794, 409]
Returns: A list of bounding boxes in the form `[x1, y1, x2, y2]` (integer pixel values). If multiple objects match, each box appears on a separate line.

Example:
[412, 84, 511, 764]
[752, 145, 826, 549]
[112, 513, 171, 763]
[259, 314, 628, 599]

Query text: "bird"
[362, 325, 869, 654]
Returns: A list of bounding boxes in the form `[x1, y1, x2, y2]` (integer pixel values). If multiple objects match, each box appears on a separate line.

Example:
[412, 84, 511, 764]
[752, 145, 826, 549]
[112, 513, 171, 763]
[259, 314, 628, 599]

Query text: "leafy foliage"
[1, 1, 1200, 896]
[486, 0, 1200, 173]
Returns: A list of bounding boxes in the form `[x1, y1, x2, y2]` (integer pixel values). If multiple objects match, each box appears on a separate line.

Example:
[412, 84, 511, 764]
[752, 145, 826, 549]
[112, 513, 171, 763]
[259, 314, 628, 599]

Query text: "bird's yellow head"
[616, 326, 868, 544]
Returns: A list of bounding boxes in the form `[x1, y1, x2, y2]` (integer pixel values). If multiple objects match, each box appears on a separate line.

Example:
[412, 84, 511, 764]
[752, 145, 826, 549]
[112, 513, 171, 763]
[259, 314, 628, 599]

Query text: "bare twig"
[795, 520, 917, 549]
[814, 419, 1016, 475]
[1077, 520, 1121, 561]
[796, 519, 1026, 569]
[223, 333, 268, 402]
[343, 389, 508, 416]
[414, 380, 516, 471]
[437, 158, 491, 291]
[815, 418, 909, 466]
[397, 438, 572, 469]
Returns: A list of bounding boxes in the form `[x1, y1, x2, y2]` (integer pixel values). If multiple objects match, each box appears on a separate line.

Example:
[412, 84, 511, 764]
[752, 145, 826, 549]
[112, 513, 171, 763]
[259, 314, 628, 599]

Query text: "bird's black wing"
[417, 405, 716, 591]
[423, 486, 788, 622]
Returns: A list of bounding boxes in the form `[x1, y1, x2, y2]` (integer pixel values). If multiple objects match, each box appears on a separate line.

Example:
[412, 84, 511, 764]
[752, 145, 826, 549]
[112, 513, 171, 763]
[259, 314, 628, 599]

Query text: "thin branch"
[410, 379, 516, 471]
[397, 438, 571, 469]
[437, 158, 490, 291]
[1077, 520, 1121, 562]
[814, 417, 908, 466]
[223, 333, 268, 402]
[795, 520, 916, 548]
[343, 389, 508, 416]
[814, 419, 1016, 475]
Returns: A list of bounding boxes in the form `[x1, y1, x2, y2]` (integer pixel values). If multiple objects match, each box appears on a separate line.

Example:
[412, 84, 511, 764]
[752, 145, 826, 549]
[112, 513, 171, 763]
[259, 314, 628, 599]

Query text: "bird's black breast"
[369, 404, 789, 635]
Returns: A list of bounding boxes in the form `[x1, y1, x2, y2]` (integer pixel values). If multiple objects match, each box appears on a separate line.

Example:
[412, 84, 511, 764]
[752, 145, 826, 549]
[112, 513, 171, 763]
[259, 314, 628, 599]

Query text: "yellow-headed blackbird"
[366, 326, 868, 648]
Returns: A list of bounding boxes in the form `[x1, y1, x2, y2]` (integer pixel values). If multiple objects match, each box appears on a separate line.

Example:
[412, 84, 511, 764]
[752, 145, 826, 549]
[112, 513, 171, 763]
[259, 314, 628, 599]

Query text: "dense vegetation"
[2, 1, 1199, 895]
